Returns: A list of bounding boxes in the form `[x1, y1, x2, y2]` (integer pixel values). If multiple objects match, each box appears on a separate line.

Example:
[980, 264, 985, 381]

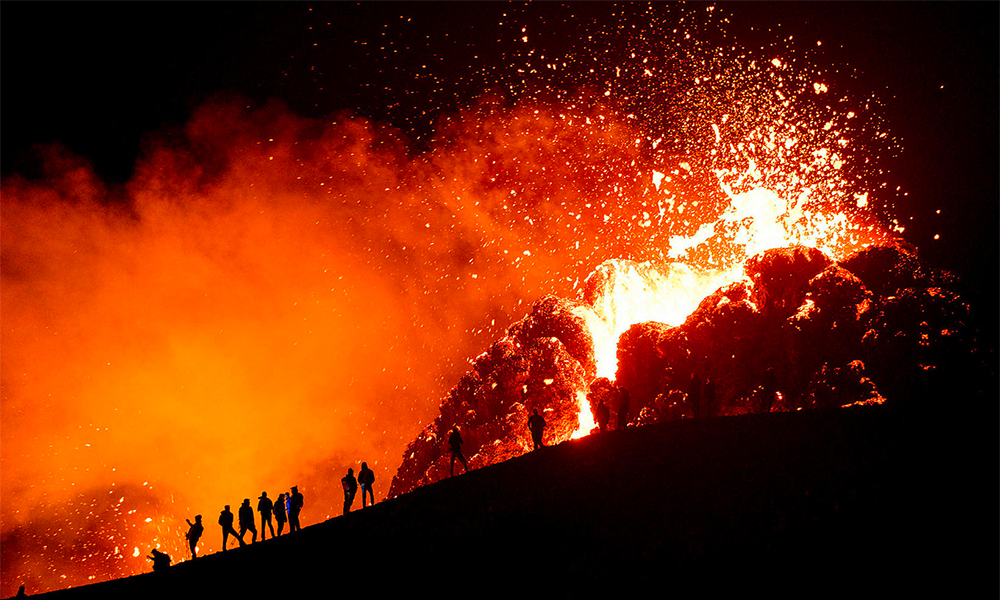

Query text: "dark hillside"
[28, 405, 993, 599]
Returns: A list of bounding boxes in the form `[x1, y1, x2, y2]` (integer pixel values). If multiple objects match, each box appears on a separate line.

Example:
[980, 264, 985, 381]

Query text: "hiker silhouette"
[238, 498, 258, 543]
[595, 399, 610, 432]
[528, 408, 546, 449]
[185, 515, 203, 559]
[257, 492, 275, 540]
[288, 486, 304, 532]
[358, 462, 376, 507]
[147, 548, 171, 573]
[342, 468, 358, 515]
[219, 505, 245, 550]
[273, 493, 287, 536]
[449, 427, 468, 476]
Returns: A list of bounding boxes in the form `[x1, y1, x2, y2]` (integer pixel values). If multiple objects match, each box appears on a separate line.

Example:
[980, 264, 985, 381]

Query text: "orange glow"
[2, 7, 896, 596]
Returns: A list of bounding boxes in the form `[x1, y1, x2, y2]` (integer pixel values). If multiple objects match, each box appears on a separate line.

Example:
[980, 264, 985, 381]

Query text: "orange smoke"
[0, 94, 707, 594]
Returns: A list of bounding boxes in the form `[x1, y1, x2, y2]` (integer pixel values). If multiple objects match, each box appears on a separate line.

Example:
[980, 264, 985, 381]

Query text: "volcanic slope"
[27, 405, 990, 599]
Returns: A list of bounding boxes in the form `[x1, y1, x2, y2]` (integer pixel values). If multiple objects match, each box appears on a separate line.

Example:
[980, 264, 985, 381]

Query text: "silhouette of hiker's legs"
[240, 523, 257, 544]
[451, 450, 468, 476]
[223, 526, 245, 550]
[276, 519, 285, 536]
[362, 485, 374, 507]
[261, 515, 275, 540]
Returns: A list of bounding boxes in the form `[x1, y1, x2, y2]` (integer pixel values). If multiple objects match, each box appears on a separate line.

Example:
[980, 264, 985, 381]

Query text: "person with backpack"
[358, 462, 376, 507]
[147, 548, 171, 573]
[185, 514, 204, 559]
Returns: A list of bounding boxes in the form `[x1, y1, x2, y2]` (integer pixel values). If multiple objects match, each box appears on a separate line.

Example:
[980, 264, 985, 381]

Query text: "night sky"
[3, 1, 996, 334]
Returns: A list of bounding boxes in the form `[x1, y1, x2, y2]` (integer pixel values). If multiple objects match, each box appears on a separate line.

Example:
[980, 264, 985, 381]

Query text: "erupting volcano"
[2, 3, 996, 597]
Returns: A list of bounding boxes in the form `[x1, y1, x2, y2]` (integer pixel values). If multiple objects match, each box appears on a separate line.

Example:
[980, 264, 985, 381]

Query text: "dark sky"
[3, 1, 997, 333]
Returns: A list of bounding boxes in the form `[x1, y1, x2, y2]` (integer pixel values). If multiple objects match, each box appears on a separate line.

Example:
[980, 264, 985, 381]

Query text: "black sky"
[2, 1, 997, 338]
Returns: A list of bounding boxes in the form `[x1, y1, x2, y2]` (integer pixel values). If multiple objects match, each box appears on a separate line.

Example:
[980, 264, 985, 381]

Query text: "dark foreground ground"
[25, 404, 996, 599]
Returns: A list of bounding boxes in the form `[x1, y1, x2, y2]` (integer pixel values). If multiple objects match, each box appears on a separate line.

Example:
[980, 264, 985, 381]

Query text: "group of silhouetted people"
[340, 462, 376, 515]
[177, 485, 304, 563]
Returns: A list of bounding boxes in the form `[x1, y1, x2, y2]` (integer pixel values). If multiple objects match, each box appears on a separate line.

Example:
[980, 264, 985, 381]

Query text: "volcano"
[388, 239, 988, 500]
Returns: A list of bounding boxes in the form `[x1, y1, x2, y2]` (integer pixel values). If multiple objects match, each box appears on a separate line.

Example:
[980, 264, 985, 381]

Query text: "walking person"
[257, 492, 276, 540]
[358, 462, 376, 507]
[238, 498, 258, 544]
[273, 492, 287, 536]
[184, 515, 203, 559]
[448, 426, 468, 476]
[528, 408, 546, 450]
[219, 505, 245, 551]
[341, 468, 358, 515]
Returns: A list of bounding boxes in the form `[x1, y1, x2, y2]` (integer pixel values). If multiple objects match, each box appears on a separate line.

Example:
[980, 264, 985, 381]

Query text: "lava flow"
[1, 5, 988, 598]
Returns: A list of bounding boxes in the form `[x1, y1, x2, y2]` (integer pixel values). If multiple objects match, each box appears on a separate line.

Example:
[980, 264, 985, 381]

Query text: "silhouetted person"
[528, 408, 546, 449]
[238, 498, 258, 543]
[273, 493, 287, 536]
[704, 376, 717, 418]
[449, 427, 468, 476]
[342, 468, 358, 515]
[358, 462, 376, 507]
[15, 585, 26, 598]
[688, 372, 703, 419]
[288, 486, 304, 532]
[185, 515, 203, 559]
[595, 399, 610, 432]
[257, 492, 275, 540]
[617, 389, 630, 430]
[147, 548, 171, 573]
[761, 367, 777, 414]
[219, 505, 244, 550]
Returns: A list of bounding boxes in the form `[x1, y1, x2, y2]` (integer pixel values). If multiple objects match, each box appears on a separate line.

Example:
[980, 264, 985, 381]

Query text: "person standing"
[341, 468, 358, 515]
[595, 399, 610, 433]
[448, 427, 468, 476]
[219, 505, 244, 551]
[257, 492, 275, 541]
[358, 462, 376, 507]
[185, 515, 203, 559]
[273, 492, 287, 536]
[238, 498, 258, 544]
[527, 408, 546, 450]
[288, 486, 304, 532]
